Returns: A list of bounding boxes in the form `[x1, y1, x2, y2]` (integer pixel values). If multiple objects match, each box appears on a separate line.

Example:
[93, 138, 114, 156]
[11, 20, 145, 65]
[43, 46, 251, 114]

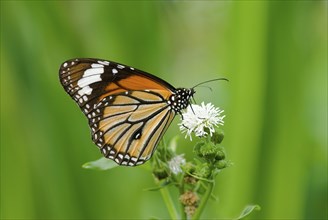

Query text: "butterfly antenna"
[192, 78, 229, 89]
[196, 85, 213, 92]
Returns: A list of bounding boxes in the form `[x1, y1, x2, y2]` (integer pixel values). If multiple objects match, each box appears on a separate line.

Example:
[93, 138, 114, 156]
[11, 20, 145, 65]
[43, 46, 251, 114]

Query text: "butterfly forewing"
[59, 58, 174, 109]
[59, 58, 190, 166]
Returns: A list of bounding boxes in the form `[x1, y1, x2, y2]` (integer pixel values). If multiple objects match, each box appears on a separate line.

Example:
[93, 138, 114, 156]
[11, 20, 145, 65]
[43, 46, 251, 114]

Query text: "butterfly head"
[169, 88, 195, 114]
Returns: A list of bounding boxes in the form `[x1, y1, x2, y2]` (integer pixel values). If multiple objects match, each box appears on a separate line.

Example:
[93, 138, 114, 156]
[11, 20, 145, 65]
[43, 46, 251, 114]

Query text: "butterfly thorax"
[168, 88, 195, 114]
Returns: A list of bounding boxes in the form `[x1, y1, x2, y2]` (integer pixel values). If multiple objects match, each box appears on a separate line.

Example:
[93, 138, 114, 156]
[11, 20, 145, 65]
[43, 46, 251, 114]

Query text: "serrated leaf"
[235, 204, 261, 220]
[82, 157, 119, 171]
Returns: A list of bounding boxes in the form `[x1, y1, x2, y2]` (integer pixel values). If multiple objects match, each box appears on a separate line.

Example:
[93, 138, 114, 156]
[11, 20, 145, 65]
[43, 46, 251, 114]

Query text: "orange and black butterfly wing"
[90, 90, 176, 166]
[59, 58, 178, 166]
[59, 58, 176, 112]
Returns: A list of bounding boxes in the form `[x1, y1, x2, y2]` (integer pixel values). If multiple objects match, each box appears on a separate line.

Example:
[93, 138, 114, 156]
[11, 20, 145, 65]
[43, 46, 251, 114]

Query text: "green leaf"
[235, 204, 261, 220]
[82, 157, 119, 171]
[168, 135, 180, 153]
[143, 181, 171, 191]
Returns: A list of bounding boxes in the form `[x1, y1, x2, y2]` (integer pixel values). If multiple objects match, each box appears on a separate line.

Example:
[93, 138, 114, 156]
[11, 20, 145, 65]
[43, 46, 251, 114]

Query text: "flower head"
[179, 102, 225, 140]
[168, 154, 186, 175]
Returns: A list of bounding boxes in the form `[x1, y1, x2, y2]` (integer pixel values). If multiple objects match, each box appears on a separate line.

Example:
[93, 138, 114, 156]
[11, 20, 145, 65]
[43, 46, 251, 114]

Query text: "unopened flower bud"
[179, 191, 199, 206]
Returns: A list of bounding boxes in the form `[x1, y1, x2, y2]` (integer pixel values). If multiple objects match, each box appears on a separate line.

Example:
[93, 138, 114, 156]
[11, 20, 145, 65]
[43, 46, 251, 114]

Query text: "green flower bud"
[182, 162, 196, 174]
[215, 146, 226, 160]
[153, 168, 168, 180]
[195, 163, 211, 178]
[215, 160, 228, 169]
[199, 142, 217, 161]
[211, 130, 224, 144]
[193, 141, 205, 157]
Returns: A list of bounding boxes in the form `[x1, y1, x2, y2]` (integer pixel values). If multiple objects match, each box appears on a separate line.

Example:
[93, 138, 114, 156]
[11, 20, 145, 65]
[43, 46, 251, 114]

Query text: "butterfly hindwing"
[89, 90, 175, 166]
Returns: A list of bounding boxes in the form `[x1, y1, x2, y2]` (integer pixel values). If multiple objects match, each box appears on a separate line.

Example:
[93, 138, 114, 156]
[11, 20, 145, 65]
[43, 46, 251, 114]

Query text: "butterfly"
[59, 58, 195, 166]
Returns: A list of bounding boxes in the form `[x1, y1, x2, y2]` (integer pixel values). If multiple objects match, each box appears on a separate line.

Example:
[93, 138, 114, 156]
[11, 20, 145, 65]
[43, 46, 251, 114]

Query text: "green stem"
[178, 181, 187, 220]
[191, 181, 215, 220]
[160, 186, 179, 219]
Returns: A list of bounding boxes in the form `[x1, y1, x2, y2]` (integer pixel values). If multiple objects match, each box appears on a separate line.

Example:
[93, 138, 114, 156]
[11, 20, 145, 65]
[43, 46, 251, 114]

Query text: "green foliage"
[82, 157, 119, 171]
[235, 205, 261, 220]
[150, 129, 230, 219]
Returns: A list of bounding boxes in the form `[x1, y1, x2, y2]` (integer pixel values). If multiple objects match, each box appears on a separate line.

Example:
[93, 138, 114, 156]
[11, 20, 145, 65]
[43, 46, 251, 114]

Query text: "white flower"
[168, 154, 186, 175]
[179, 102, 225, 140]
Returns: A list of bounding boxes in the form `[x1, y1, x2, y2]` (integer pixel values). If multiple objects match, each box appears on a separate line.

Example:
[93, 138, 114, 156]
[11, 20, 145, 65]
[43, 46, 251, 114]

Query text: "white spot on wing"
[91, 63, 104, 68]
[76, 67, 103, 97]
[136, 161, 144, 165]
[78, 86, 92, 96]
[77, 76, 100, 89]
[112, 68, 118, 74]
[98, 60, 110, 65]
[84, 67, 104, 77]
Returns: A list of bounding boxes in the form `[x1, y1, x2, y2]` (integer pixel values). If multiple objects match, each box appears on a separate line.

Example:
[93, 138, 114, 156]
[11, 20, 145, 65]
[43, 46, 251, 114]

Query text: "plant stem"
[178, 182, 187, 220]
[191, 181, 214, 220]
[160, 186, 179, 219]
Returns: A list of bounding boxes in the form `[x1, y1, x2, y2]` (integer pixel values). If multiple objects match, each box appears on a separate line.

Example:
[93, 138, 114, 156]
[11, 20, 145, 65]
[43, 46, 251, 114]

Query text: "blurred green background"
[1, 1, 327, 219]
